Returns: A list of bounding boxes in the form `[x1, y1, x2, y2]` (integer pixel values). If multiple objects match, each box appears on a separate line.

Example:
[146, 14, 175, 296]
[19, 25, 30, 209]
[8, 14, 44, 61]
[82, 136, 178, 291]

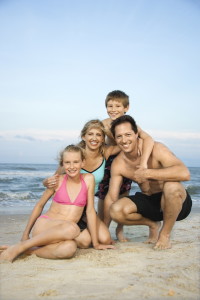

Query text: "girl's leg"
[31, 240, 77, 259]
[75, 229, 91, 249]
[0, 221, 80, 262]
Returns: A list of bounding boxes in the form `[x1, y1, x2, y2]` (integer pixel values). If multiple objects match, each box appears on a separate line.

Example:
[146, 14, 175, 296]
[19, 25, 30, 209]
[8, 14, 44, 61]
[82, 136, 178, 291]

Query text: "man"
[104, 115, 192, 250]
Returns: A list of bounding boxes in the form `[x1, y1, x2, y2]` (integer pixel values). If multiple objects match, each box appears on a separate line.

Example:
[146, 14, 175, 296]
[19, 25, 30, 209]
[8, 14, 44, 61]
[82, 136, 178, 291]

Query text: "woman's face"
[83, 127, 104, 150]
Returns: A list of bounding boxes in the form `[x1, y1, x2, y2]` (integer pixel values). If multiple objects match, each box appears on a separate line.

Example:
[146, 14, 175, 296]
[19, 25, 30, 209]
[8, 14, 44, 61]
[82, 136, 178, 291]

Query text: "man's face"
[114, 122, 138, 153]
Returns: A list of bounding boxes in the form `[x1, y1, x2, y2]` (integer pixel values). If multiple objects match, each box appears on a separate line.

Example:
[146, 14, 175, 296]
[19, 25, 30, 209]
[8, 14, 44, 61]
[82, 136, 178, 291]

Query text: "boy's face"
[106, 99, 129, 120]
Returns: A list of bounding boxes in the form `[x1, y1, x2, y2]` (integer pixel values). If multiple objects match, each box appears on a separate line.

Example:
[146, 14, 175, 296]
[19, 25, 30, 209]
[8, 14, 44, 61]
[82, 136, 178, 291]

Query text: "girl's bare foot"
[144, 222, 161, 244]
[0, 244, 22, 262]
[0, 245, 9, 252]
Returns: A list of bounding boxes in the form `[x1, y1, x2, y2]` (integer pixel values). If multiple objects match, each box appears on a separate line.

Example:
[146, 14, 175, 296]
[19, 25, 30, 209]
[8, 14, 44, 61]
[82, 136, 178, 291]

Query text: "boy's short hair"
[105, 90, 129, 108]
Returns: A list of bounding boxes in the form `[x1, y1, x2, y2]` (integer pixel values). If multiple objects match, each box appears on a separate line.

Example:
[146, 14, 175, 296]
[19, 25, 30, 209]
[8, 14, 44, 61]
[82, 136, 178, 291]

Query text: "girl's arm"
[137, 126, 154, 168]
[21, 188, 55, 241]
[85, 174, 114, 250]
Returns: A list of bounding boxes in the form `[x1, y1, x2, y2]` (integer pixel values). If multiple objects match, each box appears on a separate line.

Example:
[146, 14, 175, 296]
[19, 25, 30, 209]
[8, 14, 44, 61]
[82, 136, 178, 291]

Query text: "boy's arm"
[21, 188, 55, 241]
[102, 118, 116, 145]
[104, 145, 121, 160]
[137, 125, 154, 168]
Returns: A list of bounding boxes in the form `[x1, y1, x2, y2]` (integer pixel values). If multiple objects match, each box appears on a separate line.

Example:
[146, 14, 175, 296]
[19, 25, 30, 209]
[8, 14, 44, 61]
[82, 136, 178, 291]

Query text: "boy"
[98, 90, 154, 241]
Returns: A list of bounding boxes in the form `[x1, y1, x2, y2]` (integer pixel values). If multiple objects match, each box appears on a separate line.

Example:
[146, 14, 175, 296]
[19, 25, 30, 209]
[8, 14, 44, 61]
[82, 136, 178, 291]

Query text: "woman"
[44, 120, 120, 219]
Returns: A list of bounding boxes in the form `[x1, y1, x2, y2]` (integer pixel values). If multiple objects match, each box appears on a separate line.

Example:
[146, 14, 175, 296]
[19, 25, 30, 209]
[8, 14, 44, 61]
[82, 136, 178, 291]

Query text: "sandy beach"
[0, 208, 199, 300]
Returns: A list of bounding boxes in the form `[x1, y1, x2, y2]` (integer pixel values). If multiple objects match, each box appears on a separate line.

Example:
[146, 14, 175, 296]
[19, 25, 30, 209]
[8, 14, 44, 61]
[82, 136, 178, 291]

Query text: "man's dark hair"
[111, 115, 138, 137]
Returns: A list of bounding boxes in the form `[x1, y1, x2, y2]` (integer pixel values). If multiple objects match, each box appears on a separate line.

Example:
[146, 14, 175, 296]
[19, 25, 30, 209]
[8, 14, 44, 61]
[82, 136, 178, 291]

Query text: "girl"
[0, 145, 114, 262]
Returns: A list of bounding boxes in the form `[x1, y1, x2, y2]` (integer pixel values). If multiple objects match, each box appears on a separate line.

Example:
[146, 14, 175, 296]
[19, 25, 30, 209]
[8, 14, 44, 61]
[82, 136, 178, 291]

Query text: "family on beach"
[0, 90, 192, 262]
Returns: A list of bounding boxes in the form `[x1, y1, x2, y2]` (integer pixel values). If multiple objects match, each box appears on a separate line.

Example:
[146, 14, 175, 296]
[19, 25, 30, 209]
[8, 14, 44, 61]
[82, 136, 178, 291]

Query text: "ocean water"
[0, 163, 199, 214]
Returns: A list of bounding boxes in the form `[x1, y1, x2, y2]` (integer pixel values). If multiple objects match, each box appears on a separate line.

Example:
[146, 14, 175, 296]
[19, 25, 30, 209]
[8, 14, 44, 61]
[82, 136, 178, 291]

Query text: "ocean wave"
[0, 191, 39, 202]
[185, 184, 200, 195]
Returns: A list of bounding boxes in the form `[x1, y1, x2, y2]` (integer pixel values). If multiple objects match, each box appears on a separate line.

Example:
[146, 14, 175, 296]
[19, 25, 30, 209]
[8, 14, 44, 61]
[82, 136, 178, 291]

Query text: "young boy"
[98, 90, 154, 241]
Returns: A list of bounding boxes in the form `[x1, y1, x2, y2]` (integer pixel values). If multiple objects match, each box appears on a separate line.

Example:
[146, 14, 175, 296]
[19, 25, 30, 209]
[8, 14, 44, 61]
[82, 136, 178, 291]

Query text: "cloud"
[0, 129, 200, 143]
[147, 130, 200, 141]
[0, 129, 80, 142]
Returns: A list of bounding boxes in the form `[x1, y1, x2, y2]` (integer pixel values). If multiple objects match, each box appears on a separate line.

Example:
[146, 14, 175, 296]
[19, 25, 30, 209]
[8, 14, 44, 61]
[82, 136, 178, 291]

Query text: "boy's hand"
[134, 165, 147, 183]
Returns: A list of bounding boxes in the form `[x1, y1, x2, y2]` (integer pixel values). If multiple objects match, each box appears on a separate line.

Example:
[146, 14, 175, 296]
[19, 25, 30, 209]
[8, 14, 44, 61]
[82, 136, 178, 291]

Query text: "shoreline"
[0, 209, 199, 300]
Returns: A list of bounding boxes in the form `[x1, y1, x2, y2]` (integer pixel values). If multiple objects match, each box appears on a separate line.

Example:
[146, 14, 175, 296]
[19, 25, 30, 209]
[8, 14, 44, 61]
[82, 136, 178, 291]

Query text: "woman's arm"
[137, 126, 154, 168]
[43, 166, 64, 189]
[104, 145, 121, 160]
[21, 188, 55, 241]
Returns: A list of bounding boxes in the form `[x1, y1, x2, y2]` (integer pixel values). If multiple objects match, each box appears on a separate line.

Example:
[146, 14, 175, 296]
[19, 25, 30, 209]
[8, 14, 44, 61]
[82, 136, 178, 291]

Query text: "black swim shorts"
[127, 190, 192, 222]
[77, 208, 87, 231]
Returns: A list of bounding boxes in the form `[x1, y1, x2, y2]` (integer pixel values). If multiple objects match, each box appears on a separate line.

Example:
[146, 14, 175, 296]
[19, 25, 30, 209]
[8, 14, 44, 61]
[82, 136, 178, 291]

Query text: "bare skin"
[102, 100, 154, 242]
[1, 149, 114, 262]
[104, 120, 190, 250]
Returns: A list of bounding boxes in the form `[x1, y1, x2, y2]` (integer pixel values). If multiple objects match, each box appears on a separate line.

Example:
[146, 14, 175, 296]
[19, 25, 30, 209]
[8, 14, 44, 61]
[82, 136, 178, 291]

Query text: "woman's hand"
[43, 174, 59, 189]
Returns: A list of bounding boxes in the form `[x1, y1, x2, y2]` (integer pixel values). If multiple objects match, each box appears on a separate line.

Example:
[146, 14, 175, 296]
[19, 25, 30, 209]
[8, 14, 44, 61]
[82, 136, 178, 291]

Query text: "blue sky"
[0, 0, 199, 166]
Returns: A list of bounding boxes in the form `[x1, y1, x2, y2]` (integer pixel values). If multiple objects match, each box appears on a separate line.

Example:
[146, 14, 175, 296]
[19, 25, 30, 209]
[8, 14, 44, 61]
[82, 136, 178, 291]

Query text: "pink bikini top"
[53, 174, 88, 207]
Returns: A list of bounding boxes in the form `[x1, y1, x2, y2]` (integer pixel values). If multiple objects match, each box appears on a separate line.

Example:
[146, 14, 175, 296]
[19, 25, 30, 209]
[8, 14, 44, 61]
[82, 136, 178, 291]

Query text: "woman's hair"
[59, 144, 85, 166]
[78, 119, 106, 155]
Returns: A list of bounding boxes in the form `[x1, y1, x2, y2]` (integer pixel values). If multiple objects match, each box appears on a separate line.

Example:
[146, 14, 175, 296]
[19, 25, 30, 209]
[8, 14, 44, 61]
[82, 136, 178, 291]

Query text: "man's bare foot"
[153, 233, 171, 250]
[0, 244, 22, 262]
[116, 225, 129, 242]
[144, 222, 161, 244]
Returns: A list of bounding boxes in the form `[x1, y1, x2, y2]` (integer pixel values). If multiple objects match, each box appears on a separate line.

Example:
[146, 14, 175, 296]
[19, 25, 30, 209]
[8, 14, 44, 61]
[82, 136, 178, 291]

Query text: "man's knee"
[163, 182, 185, 200]
[110, 203, 124, 222]
[162, 182, 186, 211]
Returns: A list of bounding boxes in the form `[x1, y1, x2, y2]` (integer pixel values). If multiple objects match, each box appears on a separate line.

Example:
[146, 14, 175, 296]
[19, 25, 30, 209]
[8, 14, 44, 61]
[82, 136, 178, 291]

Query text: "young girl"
[0, 145, 114, 262]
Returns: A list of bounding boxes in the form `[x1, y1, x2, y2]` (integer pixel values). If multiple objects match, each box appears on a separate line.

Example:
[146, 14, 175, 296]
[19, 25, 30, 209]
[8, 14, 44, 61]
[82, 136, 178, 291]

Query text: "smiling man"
[104, 115, 192, 250]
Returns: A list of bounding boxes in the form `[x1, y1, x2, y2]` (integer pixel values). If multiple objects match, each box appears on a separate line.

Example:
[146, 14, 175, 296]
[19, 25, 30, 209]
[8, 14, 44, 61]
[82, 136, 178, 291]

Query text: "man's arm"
[103, 162, 122, 227]
[134, 142, 190, 183]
